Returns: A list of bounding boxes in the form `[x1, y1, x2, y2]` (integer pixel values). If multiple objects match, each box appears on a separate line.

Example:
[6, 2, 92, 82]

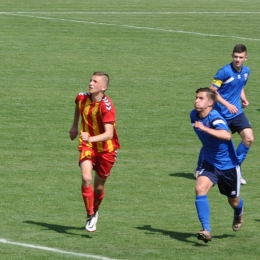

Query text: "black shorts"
[198, 161, 241, 198]
[227, 113, 252, 134]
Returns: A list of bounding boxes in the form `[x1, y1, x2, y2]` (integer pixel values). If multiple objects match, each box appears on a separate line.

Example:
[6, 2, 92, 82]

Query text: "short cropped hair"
[233, 44, 247, 54]
[196, 87, 217, 103]
[93, 71, 110, 86]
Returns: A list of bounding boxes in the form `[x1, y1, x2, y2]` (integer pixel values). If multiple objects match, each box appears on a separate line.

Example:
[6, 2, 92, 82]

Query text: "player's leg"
[93, 174, 107, 213]
[229, 114, 253, 185]
[80, 159, 94, 215]
[238, 127, 254, 154]
[193, 148, 203, 179]
[80, 160, 97, 232]
[219, 166, 243, 231]
[195, 171, 216, 243]
[78, 148, 97, 232]
[228, 196, 244, 231]
[195, 176, 214, 231]
[91, 150, 117, 231]
[237, 128, 253, 185]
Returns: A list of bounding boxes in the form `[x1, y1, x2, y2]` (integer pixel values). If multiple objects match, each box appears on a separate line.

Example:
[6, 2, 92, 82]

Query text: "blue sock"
[236, 142, 249, 164]
[195, 195, 210, 231]
[234, 198, 244, 216]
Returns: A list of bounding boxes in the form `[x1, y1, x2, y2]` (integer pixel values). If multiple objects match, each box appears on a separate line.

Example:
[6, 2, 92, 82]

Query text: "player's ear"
[102, 85, 108, 92]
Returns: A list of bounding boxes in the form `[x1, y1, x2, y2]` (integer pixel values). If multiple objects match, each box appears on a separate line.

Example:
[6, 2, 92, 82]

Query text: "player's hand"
[194, 121, 206, 131]
[226, 103, 238, 114]
[241, 99, 249, 108]
[80, 131, 90, 142]
[69, 126, 78, 140]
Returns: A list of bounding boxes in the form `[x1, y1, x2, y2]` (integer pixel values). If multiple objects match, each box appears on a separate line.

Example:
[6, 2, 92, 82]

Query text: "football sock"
[94, 190, 105, 212]
[195, 195, 210, 231]
[236, 142, 250, 164]
[234, 198, 243, 216]
[81, 185, 94, 216]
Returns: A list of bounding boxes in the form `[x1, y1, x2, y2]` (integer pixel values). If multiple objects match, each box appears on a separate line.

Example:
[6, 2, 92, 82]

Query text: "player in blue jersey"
[194, 44, 254, 185]
[191, 87, 244, 243]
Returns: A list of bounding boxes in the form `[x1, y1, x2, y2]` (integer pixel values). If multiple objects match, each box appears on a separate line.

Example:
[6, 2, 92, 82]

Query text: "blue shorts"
[227, 113, 252, 134]
[198, 161, 241, 198]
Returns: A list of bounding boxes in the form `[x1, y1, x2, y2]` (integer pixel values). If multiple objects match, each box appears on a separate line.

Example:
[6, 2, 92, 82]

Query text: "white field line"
[1, 11, 260, 14]
[1, 12, 259, 41]
[0, 238, 118, 260]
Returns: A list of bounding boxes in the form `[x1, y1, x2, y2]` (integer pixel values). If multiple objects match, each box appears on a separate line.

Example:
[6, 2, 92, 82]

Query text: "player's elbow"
[225, 132, 232, 141]
[106, 131, 114, 140]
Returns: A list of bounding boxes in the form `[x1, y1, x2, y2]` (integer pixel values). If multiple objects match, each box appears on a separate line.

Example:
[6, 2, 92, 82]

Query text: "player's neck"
[198, 108, 211, 118]
[91, 92, 105, 102]
[232, 62, 242, 73]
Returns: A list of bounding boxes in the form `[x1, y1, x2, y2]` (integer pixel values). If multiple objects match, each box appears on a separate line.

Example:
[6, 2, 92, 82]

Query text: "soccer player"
[191, 87, 244, 243]
[194, 44, 254, 185]
[69, 71, 120, 232]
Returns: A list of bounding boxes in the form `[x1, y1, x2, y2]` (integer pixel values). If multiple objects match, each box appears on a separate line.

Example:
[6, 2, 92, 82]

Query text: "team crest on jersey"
[244, 73, 248, 80]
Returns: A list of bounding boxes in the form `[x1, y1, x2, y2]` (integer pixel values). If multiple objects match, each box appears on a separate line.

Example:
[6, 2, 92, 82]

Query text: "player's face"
[89, 75, 107, 94]
[194, 92, 213, 111]
[232, 52, 248, 71]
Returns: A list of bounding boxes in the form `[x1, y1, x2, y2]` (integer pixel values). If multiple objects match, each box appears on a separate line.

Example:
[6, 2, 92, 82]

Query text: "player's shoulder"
[242, 65, 250, 74]
[209, 109, 223, 118]
[101, 95, 114, 111]
[221, 63, 233, 73]
[75, 92, 90, 103]
[190, 109, 198, 120]
[209, 109, 227, 125]
[77, 92, 90, 99]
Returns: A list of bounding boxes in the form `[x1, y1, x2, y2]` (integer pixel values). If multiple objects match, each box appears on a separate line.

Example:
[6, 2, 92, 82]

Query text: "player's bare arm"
[210, 85, 238, 114]
[70, 105, 80, 140]
[240, 88, 249, 108]
[194, 121, 231, 140]
[81, 123, 114, 143]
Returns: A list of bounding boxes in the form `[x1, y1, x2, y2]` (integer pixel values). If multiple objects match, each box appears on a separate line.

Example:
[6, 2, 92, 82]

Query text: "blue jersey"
[211, 63, 250, 120]
[190, 109, 239, 170]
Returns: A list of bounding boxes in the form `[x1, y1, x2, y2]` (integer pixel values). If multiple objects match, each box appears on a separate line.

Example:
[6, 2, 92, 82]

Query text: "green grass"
[1, 1, 260, 259]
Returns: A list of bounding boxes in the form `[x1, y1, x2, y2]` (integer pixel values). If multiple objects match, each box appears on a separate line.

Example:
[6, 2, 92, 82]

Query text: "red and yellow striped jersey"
[75, 92, 120, 153]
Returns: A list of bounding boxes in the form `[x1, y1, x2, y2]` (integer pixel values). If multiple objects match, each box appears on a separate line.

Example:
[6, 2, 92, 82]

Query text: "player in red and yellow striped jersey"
[69, 71, 120, 232]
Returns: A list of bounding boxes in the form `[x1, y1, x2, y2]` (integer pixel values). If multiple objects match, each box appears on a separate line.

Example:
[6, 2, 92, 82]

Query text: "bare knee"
[241, 129, 254, 146]
[228, 197, 240, 208]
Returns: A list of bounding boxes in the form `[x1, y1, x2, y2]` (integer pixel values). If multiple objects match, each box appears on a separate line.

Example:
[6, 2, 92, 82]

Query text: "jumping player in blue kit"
[191, 88, 245, 243]
[194, 44, 254, 185]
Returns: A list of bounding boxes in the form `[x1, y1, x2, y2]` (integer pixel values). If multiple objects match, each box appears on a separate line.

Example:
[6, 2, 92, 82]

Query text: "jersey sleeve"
[190, 109, 197, 124]
[75, 92, 88, 105]
[211, 67, 226, 88]
[210, 111, 229, 131]
[101, 97, 116, 124]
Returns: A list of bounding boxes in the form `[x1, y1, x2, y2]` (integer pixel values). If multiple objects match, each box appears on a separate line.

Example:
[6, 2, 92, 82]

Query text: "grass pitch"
[1, 1, 260, 259]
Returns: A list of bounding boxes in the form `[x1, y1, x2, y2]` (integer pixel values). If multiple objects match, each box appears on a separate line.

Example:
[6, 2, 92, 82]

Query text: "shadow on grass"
[169, 172, 195, 180]
[136, 225, 235, 246]
[24, 221, 91, 238]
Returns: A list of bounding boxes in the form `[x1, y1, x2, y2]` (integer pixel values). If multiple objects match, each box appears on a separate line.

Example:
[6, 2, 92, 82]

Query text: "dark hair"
[233, 44, 247, 54]
[196, 87, 217, 103]
[93, 71, 110, 86]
